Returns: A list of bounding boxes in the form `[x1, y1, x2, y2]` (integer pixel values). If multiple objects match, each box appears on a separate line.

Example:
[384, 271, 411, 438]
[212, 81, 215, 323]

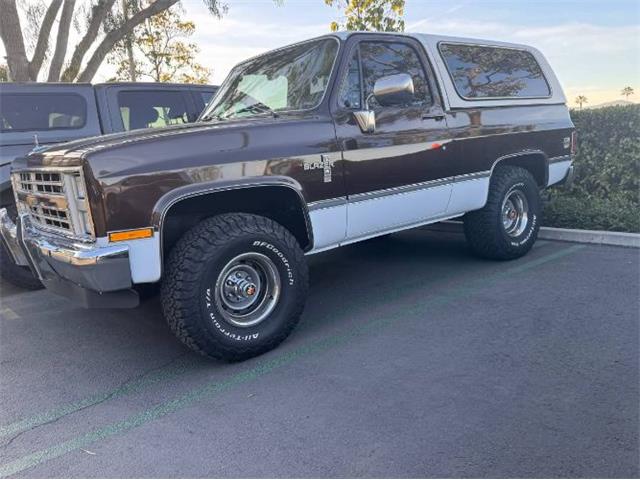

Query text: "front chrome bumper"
[0, 208, 138, 307]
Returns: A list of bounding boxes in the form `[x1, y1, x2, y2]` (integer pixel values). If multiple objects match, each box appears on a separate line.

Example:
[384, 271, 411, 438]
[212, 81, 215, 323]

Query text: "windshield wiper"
[200, 112, 226, 122]
[201, 104, 280, 123]
[227, 104, 280, 119]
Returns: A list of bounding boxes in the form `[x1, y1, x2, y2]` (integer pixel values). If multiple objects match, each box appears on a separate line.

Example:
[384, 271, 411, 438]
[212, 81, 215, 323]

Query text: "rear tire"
[161, 213, 309, 361]
[464, 166, 541, 260]
[0, 204, 43, 290]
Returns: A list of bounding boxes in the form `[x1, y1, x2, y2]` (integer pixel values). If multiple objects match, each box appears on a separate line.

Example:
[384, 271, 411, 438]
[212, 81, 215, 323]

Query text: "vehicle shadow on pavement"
[0, 229, 498, 369]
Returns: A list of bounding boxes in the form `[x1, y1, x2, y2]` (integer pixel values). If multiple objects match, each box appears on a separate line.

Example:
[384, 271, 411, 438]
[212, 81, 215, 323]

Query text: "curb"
[426, 221, 640, 248]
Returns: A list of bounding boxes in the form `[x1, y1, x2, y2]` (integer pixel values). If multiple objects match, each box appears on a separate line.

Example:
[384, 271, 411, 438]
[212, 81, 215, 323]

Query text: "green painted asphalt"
[0, 243, 584, 478]
[0, 239, 549, 441]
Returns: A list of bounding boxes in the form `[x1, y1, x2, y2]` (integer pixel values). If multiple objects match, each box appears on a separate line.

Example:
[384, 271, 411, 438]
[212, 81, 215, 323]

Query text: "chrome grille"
[12, 168, 95, 240]
[18, 172, 65, 195]
[29, 205, 71, 230]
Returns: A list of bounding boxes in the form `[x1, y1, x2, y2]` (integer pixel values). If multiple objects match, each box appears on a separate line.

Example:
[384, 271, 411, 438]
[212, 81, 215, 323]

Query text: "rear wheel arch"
[156, 184, 314, 260]
[490, 151, 548, 187]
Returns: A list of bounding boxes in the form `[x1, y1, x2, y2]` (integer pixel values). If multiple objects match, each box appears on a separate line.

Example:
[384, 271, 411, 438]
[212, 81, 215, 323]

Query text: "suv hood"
[11, 113, 313, 181]
[14, 122, 213, 169]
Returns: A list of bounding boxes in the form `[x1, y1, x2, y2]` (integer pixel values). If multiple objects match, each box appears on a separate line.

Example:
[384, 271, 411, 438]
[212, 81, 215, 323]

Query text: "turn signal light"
[571, 131, 577, 155]
[108, 228, 154, 242]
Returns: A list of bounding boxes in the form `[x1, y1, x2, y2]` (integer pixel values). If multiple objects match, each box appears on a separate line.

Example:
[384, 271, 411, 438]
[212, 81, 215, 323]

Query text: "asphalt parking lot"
[0, 229, 638, 478]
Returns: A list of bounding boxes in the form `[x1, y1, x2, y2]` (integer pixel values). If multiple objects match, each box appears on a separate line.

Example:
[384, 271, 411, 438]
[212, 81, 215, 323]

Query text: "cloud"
[167, 8, 329, 84]
[406, 18, 640, 94]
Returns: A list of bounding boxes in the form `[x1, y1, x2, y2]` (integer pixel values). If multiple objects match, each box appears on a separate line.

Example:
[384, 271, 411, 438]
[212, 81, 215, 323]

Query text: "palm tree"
[621, 86, 634, 100]
[575, 95, 588, 110]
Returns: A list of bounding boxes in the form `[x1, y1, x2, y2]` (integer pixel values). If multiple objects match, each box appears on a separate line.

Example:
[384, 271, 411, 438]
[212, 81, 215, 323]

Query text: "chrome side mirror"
[352, 73, 415, 133]
[372, 73, 415, 107]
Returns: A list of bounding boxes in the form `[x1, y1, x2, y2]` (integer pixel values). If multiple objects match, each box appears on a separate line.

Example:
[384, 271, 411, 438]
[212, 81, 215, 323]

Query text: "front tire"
[161, 213, 309, 361]
[464, 166, 541, 260]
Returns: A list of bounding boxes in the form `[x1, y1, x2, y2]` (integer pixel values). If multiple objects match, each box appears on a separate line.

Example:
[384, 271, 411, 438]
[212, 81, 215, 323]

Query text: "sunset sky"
[4, 0, 640, 106]
[172, 0, 640, 106]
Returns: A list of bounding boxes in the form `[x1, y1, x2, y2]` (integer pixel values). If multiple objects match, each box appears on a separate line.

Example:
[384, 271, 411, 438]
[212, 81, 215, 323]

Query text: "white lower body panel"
[547, 159, 572, 186]
[307, 174, 490, 254]
[97, 235, 162, 283]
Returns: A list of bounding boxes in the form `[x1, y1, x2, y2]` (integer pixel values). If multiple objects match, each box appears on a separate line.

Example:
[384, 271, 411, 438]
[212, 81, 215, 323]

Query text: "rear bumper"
[0, 208, 139, 307]
[547, 155, 574, 188]
[560, 164, 575, 188]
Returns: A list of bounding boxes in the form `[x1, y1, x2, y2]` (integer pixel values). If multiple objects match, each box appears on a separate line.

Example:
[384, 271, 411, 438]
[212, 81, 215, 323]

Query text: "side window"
[117, 90, 190, 131]
[0, 93, 87, 131]
[439, 43, 551, 99]
[200, 91, 215, 106]
[359, 42, 432, 109]
[338, 48, 362, 109]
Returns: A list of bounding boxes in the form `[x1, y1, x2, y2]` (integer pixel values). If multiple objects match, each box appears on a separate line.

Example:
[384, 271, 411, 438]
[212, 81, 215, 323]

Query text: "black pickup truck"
[0, 81, 217, 288]
[1, 33, 574, 360]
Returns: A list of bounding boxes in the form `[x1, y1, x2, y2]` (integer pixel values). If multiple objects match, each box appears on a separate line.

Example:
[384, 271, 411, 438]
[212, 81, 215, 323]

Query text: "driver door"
[331, 34, 452, 240]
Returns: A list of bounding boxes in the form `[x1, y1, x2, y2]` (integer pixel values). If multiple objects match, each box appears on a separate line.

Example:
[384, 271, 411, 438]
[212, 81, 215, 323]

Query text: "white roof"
[328, 31, 566, 108]
[234, 31, 567, 109]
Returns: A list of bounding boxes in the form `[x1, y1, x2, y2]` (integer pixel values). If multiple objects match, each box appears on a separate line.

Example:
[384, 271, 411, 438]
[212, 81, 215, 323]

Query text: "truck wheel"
[161, 213, 309, 361]
[0, 204, 43, 290]
[464, 166, 541, 260]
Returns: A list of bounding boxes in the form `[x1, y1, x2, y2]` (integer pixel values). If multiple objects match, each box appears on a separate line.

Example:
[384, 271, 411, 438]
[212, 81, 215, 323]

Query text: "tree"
[0, 64, 8, 81]
[107, 1, 211, 83]
[0, 0, 226, 82]
[439, 43, 544, 98]
[325, 0, 405, 32]
[575, 95, 588, 110]
[621, 86, 634, 100]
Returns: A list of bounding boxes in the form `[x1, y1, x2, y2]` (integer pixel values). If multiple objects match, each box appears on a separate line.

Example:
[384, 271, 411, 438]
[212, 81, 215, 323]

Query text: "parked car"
[1, 33, 574, 360]
[0, 81, 218, 288]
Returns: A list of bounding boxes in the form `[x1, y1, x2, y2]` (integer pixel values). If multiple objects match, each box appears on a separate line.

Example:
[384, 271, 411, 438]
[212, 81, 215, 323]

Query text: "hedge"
[543, 104, 640, 232]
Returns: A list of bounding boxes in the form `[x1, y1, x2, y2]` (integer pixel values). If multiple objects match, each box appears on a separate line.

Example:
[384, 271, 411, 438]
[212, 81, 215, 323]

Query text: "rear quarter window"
[0, 93, 87, 132]
[439, 43, 551, 99]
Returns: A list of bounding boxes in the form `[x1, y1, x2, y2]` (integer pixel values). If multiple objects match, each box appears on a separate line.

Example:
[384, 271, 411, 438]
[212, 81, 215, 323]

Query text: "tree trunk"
[60, 0, 117, 82]
[47, 0, 76, 81]
[29, 0, 64, 80]
[122, 0, 137, 81]
[0, 0, 30, 81]
[77, 0, 179, 82]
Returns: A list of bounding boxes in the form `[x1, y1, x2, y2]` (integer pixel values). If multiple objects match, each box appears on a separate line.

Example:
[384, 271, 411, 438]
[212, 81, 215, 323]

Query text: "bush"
[544, 104, 640, 232]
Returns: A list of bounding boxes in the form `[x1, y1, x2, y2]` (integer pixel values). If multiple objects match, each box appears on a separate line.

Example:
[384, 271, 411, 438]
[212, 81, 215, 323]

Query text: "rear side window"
[117, 90, 190, 131]
[439, 43, 550, 99]
[0, 93, 87, 132]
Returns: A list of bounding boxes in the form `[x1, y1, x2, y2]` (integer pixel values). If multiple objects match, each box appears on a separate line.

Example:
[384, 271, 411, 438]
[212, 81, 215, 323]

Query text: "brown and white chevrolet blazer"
[1, 32, 575, 360]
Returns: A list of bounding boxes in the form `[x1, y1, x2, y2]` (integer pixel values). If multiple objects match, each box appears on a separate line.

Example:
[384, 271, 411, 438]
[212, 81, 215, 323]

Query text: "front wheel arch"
[157, 185, 313, 261]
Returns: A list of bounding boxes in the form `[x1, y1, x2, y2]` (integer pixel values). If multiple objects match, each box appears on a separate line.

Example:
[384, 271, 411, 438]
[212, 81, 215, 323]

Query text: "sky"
[5, 0, 640, 105]
[171, 0, 640, 106]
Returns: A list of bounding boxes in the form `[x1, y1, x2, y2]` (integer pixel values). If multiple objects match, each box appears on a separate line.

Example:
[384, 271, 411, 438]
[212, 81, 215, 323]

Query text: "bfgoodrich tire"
[161, 213, 309, 361]
[0, 204, 43, 290]
[464, 166, 541, 260]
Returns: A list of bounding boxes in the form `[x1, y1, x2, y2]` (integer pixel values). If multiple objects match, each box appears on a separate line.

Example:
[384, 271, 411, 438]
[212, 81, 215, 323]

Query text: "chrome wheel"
[214, 252, 281, 327]
[501, 187, 529, 237]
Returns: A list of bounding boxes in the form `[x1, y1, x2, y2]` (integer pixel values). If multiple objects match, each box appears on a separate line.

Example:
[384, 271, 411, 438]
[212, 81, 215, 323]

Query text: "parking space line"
[0, 355, 201, 440]
[0, 308, 19, 321]
[0, 244, 585, 478]
[0, 239, 555, 441]
[0, 240, 553, 441]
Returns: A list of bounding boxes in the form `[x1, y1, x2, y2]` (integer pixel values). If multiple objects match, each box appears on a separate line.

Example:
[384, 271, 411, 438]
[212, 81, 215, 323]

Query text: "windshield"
[201, 38, 339, 121]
